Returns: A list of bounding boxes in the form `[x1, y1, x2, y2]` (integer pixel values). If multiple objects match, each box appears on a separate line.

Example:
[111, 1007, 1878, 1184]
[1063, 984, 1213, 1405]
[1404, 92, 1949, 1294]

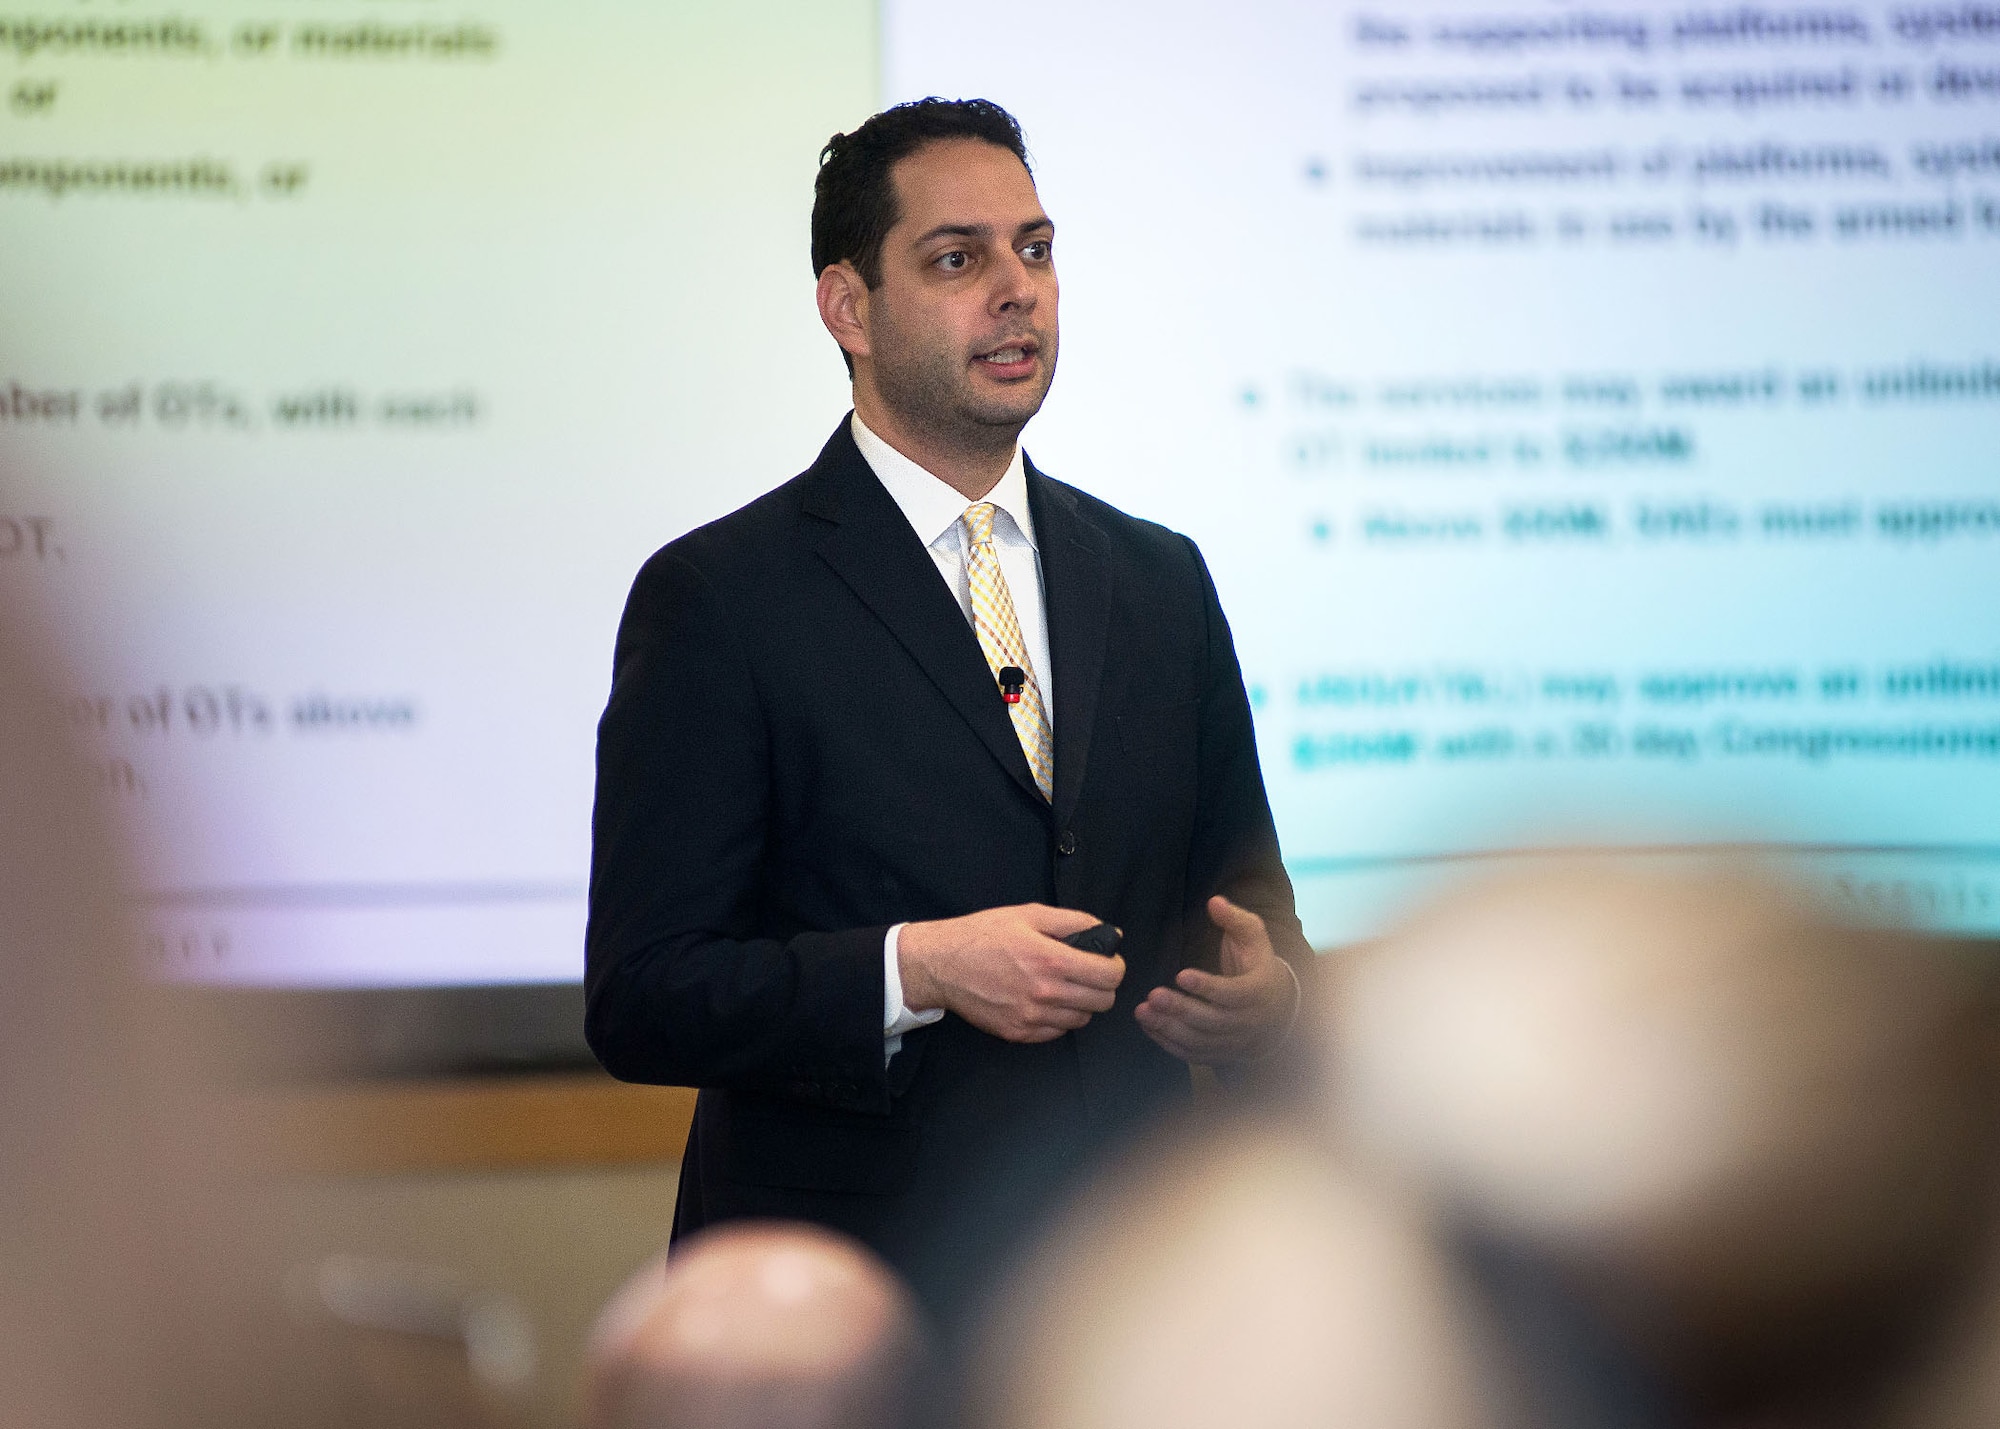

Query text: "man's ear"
[815, 262, 872, 365]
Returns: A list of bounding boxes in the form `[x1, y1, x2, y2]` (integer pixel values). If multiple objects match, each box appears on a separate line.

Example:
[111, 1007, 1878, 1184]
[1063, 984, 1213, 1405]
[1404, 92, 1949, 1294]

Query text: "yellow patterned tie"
[962, 502, 1054, 801]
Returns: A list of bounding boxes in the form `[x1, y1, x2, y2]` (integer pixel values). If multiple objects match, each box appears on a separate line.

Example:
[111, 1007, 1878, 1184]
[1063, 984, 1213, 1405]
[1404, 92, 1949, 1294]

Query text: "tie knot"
[961, 502, 998, 548]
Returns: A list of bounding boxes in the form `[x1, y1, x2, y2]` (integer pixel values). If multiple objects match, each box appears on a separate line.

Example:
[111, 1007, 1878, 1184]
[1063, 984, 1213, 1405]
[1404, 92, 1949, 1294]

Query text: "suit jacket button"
[1057, 829, 1078, 856]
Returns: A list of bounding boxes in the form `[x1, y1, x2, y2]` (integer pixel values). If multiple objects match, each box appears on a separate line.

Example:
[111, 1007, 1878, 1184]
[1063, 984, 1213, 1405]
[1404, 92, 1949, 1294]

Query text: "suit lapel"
[1027, 460, 1111, 825]
[802, 419, 1044, 806]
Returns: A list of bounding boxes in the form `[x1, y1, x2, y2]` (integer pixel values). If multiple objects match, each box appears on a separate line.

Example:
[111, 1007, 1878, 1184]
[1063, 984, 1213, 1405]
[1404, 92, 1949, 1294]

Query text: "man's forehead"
[889, 139, 1045, 232]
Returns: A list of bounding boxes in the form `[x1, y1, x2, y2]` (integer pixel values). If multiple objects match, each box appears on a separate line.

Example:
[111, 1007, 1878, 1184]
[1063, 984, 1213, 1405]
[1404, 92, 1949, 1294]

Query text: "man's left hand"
[1135, 895, 1299, 1064]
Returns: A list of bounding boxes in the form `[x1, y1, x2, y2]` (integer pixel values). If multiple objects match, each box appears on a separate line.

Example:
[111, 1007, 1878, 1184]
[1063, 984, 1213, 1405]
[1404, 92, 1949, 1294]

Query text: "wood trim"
[233, 1071, 696, 1175]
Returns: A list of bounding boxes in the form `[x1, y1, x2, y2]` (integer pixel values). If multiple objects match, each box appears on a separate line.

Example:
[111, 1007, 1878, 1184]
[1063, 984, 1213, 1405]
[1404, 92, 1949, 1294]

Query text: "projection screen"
[2, 0, 1995, 986]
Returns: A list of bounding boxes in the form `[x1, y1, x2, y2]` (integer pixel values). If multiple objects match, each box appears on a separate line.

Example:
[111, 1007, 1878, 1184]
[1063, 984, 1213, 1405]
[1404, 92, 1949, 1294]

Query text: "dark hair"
[812, 97, 1030, 290]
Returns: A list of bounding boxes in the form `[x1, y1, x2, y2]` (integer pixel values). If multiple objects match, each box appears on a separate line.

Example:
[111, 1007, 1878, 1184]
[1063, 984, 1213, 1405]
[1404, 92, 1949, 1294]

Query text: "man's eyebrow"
[913, 222, 989, 246]
[911, 217, 1055, 246]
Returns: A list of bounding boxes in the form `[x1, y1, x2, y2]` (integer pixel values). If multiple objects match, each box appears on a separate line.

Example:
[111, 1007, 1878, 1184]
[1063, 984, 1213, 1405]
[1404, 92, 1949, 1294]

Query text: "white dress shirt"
[850, 412, 1054, 1060]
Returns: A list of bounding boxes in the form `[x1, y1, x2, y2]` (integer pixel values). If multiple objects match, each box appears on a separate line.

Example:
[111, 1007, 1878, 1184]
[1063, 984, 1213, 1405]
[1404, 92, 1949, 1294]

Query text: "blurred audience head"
[1321, 860, 1998, 1425]
[584, 1222, 926, 1429]
[0, 593, 149, 1424]
[0, 605, 393, 1428]
[966, 1119, 1519, 1429]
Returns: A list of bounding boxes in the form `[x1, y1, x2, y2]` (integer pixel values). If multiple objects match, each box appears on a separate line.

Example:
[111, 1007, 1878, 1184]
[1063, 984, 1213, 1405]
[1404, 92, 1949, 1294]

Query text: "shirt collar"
[851, 412, 1037, 553]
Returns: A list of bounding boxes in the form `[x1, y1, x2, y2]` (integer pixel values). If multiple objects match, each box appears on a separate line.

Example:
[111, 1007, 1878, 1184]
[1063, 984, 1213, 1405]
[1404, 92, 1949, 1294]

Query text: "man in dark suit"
[586, 98, 1311, 1304]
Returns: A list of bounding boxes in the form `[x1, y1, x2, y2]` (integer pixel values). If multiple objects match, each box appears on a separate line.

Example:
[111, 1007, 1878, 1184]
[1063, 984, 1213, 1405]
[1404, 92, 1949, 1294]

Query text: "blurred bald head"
[969, 1122, 1517, 1429]
[584, 1223, 925, 1429]
[1322, 862, 1996, 1418]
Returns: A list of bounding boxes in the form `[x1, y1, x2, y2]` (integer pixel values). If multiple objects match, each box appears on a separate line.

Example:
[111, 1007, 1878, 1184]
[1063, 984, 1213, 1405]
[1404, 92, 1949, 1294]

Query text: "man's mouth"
[973, 342, 1039, 379]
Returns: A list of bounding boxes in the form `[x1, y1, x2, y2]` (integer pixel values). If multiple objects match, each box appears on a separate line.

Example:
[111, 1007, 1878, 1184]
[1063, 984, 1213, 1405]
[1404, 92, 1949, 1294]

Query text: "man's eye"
[1022, 241, 1051, 262]
[937, 251, 969, 271]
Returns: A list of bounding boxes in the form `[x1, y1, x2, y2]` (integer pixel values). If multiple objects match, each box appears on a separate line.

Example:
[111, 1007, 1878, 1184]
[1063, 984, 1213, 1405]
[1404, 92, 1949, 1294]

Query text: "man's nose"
[990, 250, 1038, 315]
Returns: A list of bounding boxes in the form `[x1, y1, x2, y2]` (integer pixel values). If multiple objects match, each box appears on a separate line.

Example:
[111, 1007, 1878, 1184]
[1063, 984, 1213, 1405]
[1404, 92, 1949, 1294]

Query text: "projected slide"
[6, 1, 1997, 985]
[1, 1, 874, 983]
[885, 0, 2000, 942]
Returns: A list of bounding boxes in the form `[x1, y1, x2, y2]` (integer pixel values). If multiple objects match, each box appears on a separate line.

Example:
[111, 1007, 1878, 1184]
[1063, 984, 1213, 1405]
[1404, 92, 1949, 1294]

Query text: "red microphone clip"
[998, 665, 1026, 705]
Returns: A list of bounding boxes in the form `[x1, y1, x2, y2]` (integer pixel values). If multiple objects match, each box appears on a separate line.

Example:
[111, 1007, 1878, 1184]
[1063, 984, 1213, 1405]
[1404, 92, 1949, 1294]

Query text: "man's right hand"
[897, 904, 1126, 1044]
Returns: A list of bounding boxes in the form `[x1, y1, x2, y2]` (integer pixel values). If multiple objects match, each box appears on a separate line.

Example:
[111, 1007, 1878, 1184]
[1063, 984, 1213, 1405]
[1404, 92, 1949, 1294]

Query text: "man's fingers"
[1135, 1001, 1222, 1062]
[1005, 1006, 1089, 1043]
[1139, 953, 1289, 1063]
[947, 907, 1127, 1043]
[1174, 966, 1261, 1009]
[1142, 986, 1235, 1037]
[1208, 895, 1273, 976]
[1021, 903, 1108, 939]
[1133, 1001, 1188, 1053]
[1035, 1007, 1091, 1034]
[1050, 948, 1125, 992]
[1072, 983, 1118, 1014]
[1012, 908, 1126, 988]
[1207, 894, 1265, 940]
[1038, 977, 1117, 1015]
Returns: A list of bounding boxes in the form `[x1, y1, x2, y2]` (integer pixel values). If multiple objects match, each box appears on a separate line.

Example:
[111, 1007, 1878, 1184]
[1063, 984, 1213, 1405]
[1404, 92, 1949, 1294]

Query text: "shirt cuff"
[884, 923, 945, 1061]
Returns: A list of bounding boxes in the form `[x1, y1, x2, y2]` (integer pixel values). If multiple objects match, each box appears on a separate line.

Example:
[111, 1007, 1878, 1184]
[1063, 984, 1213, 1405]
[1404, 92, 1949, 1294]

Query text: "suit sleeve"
[584, 549, 891, 1114]
[1180, 536, 1316, 979]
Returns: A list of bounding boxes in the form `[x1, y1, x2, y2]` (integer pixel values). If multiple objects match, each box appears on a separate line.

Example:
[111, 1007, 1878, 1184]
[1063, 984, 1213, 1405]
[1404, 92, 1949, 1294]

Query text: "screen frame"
[183, 981, 595, 1082]
[188, 931, 2000, 1081]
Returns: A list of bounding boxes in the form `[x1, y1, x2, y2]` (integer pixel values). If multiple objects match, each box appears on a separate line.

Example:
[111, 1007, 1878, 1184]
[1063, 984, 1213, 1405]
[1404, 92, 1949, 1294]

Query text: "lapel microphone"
[997, 665, 1026, 705]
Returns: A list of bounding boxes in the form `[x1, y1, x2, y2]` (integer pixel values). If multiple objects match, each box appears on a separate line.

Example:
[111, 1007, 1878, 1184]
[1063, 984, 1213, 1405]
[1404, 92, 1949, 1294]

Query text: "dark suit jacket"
[585, 416, 1308, 1298]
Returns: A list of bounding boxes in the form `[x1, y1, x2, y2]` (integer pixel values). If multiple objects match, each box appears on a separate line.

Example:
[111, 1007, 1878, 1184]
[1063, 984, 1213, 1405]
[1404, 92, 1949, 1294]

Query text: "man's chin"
[960, 374, 1052, 431]
[869, 347, 1051, 450]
